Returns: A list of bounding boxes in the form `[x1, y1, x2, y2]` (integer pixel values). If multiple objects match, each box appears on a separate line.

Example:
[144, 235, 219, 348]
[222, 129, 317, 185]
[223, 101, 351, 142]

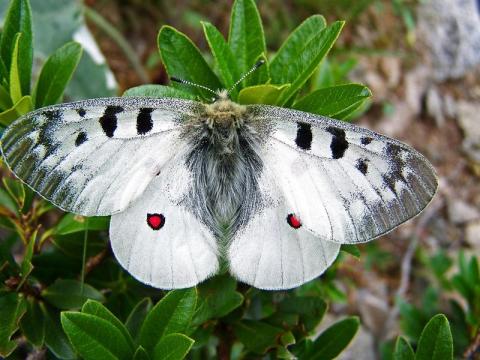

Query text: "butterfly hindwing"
[1, 97, 202, 216]
[110, 156, 219, 289]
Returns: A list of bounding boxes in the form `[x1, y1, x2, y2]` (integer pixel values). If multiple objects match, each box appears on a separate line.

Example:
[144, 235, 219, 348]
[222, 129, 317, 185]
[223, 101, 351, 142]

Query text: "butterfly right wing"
[1, 97, 203, 216]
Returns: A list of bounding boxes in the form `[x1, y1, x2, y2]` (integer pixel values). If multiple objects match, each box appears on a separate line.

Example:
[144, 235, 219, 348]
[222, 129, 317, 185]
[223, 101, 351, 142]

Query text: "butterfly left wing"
[1, 97, 202, 216]
[228, 104, 437, 289]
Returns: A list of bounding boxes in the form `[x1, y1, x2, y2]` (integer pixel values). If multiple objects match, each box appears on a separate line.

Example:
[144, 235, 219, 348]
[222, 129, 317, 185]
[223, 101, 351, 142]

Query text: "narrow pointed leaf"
[158, 26, 221, 100]
[125, 298, 153, 341]
[20, 298, 45, 347]
[271, 19, 344, 105]
[202, 21, 240, 98]
[415, 314, 453, 360]
[34, 41, 83, 108]
[61, 312, 134, 360]
[0, 95, 32, 127]
[153, 333, 194, 360]
[138, 288, 197, 353]
[293, 84, 371, 118]
[228, 0, 266, 86]
[82, 300, 134, 350]
[123, 85, 196, 99]
[238, 84, 291, 105]
[41, 304, 75, 359]
[309, 316, 359, 359]
[394, 336, 414, 360]
[9, 33, 22, 103]
[0, 0, 32, 95]
[0, 293, 27, 356]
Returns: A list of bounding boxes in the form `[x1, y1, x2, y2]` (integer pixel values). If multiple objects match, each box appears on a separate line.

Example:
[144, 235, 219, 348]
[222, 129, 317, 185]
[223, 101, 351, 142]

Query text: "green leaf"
[17, 229, 36, 290]
[309, 316, 360, 359]
[133, 346, 151, 360]
[270, 18, 344, 105]
[158, 26, 221, 99]
[34, 41, 83, 108]
[2, 176, 25, 210]
[153, 333, 194, 360]
[202, 21, 240, 98]
[0, 95, 32, 127]
[0, 84, 13, 110]
[293, 84, 372, 118]
[394, 336, 414, 360]
[234, 320, 284, 354]
[238, 84, 291, 105]
[138, 288, 197, 353]
[82, 300, 134, 350]
[9, 32, 22, 103]
[0, 292, 27, 356]
[228, 0, 266, 86]
[20, 298, 45, 347]
[341, 244, 361, 258]
[278, 296, 327, 332]
[125, 298, 153, 341]
[123, 85, 196, 99]
[54, 213, 109, 235]
[61, 312, 134, 360]
[40, 304, 75, 359]
[192, 275, 243, 326]
[415, 314, 453, 360]
[42, 279, 105, 310]
[0, 0, 32, 95]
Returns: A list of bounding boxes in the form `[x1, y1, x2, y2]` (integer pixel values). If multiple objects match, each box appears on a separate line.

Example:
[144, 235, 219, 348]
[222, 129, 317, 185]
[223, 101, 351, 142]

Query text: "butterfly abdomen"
[184, 101, 264, 242]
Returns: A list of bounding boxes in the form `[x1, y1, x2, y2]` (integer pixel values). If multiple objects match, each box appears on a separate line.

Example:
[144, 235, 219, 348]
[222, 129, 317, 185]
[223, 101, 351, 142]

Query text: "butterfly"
[0, 64, 437, 290]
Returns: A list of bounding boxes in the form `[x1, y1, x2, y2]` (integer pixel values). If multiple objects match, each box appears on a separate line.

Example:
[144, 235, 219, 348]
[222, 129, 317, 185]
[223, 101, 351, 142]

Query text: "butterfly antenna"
[170, 77, 218, 96]
[227, 59, 265, 94]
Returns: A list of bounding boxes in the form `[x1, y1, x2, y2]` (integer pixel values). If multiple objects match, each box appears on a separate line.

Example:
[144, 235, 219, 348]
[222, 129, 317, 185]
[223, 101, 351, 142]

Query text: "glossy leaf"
[123, 85, 196, 99]
[202, 21, 240, 98]
[2, 177, 25, 210]
[158, 26, 221, 100]
[61, 312, 134, 360]
[9, 33, 22, 103]
[192, 275, 243, 326]
[415, 314, 453, 360]
[293, 84, 371, 118]
[82, 300, 134, 350]
[153, 333, 194, 360]
[0, 293, 26, 356]
[309, 316, 360, 359]
[394, 336, 414, 360]
[234, 320, 284, 354]
[20, 298, 45, 347]
[42, 279, 105, 310]
[34, 41, 83, 107]
[278, 296, 327, 332]
[138, 288, 197, 353]
[17, 230, 36, 289]
[228, 0, 266, 86]
[125, 298, 153, 341]
[0, 0, 32, 95]
[238, 84, 291, 105]
[133, 346, 151, 360]
[270, 18, 344, 105]
[0, 95, 32, 127]
[54, 213, 109, 235]
[41, 304, 75, 359]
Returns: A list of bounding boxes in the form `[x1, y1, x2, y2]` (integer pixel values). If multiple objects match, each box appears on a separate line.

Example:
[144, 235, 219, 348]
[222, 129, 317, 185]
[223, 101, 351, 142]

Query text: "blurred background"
[1, 0, 480, 358]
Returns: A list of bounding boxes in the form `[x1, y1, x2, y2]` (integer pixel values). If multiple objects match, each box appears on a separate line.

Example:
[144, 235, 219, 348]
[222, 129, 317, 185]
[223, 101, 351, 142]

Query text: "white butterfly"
[0, 81, 437, 290]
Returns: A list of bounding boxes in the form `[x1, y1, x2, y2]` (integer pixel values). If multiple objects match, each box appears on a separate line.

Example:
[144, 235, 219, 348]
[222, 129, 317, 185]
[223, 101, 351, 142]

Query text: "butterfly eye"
[147, 213, 165, 230]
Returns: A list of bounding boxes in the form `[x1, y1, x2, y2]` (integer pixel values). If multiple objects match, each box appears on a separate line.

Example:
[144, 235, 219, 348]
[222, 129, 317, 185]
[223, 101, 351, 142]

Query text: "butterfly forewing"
[1, 97, 202, 216]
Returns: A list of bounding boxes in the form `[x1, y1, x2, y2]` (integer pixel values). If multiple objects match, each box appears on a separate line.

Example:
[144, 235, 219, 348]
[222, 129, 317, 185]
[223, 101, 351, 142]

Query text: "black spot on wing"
[361, 136, 373, 145]
[137, 108, 154, 135]
[99, 106, 123, 138]
[295, 122, 312, 150]
[326, 126, 348, 159]
[382, 143, 407, 194]
[75, 132, 87, 146]
[77, 108, 86, 117]
[356, 159, 368, 175]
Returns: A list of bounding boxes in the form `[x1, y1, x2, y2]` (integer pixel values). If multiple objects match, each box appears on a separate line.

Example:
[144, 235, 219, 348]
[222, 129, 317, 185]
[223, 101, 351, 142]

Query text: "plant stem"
[83, 5, 149, 84]
[80, 218, 89, 293]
